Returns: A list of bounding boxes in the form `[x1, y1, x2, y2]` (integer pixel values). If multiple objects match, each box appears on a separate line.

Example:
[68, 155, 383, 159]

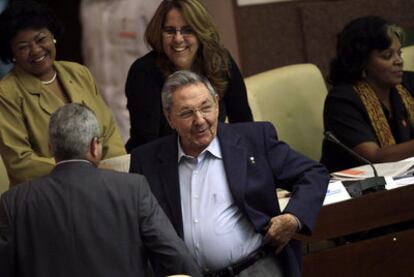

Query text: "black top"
[124, 51, 253, 152]
[321, 71, 414, 172]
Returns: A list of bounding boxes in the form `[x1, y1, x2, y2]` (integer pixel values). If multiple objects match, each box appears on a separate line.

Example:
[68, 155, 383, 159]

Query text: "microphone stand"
[324, 131, 386, 197]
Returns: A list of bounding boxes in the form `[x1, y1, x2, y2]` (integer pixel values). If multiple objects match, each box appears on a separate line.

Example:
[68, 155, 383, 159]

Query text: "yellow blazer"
[0, 61, 126, 186]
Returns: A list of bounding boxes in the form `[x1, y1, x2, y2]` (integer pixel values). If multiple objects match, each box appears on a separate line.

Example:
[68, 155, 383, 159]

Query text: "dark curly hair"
[0, 0, 63, 63]
[328, 16, 403, 86]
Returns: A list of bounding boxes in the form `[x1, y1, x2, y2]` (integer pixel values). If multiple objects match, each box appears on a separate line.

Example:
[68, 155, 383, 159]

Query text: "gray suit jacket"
[0, 161, 201, 277]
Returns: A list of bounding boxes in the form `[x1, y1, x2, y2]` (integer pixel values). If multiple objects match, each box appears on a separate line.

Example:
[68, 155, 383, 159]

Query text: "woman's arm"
[353, 140, 414, 162]
[125, 56, 164, 152]
[0, 90, 54, 186]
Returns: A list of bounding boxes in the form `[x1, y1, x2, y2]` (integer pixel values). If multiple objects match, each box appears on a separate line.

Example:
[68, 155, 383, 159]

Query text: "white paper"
[388, 176, 414, 190]
[323, 181, 351, 205]
[331, 159, 414, 181]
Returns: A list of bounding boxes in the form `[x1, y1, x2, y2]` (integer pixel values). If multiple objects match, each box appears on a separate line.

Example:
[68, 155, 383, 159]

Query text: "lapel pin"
[249, 156, 256, 164]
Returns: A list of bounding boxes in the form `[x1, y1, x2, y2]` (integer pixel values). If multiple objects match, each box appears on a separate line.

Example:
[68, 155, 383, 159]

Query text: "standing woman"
[0, 1, 126, 186]
[125, 0, 253, 152]
[321, 16, 414, 172]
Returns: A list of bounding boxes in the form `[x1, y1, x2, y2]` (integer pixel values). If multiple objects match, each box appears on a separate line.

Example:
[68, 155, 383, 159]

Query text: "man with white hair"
[0, 103, 201, 277]
[130, 70, 329, 277]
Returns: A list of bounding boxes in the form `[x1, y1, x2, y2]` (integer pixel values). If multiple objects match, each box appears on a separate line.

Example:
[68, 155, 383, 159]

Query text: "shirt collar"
[177, 136, 222, 162]
[55, 159, 92, 166]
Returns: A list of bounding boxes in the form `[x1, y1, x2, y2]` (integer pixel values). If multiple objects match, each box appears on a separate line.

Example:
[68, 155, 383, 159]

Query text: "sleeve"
[324, 86, 377, 148]
[129, 148, 143, 174]
[136, 176, 202, 277]
[0, 89, 54, 186]
[0, 193, 15, 277]
[221, 54, 254, 122]
[263, 122, 329, 234]
[125, 58, 163, 152]
[82, 66, 126, 159]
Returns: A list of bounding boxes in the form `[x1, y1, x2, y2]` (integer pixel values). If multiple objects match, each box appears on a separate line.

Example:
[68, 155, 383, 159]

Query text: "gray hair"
[161, 70, 217, 110]
[49, 103, 100, 160]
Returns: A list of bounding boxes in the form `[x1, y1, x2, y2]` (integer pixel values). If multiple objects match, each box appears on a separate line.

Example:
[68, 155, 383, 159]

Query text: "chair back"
[0, 156, 10, 194]
[245, 63, 328, 160]
[100, 154, 131, 172]
[403, 45, 414, 71]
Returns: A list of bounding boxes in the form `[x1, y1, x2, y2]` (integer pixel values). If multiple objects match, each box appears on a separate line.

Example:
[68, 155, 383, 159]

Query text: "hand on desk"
[264, 213, 299, 254]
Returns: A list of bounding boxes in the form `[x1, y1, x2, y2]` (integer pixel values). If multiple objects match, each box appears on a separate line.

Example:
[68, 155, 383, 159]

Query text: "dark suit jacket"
[130, 122, 329, 277]
[0, 161, 201, 277]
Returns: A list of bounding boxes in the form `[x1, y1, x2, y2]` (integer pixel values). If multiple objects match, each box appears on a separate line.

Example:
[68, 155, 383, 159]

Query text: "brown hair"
[145, 0, 230, 98]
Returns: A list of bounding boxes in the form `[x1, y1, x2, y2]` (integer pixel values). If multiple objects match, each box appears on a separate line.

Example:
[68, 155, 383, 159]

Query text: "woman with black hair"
[321, 16, 414, 172]
[0, 1, 125, 186]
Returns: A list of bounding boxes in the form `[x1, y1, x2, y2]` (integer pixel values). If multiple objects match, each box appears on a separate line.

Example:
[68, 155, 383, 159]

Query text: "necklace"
[41, 71, 57, 85]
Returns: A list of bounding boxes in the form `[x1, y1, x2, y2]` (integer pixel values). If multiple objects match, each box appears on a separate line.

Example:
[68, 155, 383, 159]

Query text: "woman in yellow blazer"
[0, 1, 125, 186]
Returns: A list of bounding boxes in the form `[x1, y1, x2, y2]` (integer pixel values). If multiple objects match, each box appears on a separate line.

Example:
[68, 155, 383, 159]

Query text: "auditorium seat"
[245, 63, 328, 161]
[100, 154, 131, 172]
[403, 45, 414, 71]
[0, 156, 9, 194]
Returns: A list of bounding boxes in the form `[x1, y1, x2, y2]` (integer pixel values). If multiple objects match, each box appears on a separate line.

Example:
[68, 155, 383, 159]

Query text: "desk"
[298, 185, 414, 276]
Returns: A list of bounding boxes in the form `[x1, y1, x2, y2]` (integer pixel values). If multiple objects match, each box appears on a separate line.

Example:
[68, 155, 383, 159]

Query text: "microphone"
[324, 131, 386, 197]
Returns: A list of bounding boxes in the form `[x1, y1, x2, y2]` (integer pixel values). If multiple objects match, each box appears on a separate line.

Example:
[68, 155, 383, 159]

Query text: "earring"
[53, 39, 57, 44]
[12, 58, 16, 63]
[362, 69, 367, 78]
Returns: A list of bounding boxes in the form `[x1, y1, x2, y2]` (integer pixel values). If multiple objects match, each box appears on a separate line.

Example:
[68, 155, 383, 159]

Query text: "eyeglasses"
[175, 102, 216, 119]
[14, 32, 55, 55]
[162, 26, 195, 37]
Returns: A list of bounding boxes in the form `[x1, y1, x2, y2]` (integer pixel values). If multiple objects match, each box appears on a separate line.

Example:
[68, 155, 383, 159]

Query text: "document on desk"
[388, 176, 414, 190]
[331, 159, 414, 181]
[323, 181, 351, 205]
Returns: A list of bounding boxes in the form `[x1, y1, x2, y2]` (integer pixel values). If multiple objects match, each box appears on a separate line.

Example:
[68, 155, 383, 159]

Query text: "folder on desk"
[331, 159, 414, 181]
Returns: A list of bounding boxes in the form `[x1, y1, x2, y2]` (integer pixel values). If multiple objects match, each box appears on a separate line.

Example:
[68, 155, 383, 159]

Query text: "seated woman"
[0, 1, 126, 186]
[125, 0, 253, 152]
[321, 16, 414, 172]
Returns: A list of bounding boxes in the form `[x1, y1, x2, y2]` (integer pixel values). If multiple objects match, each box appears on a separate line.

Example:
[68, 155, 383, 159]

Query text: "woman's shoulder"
[129, 51, 158, 72]
[328, 83, 360, 101]
[402, 71, 414, 93]
[325, 83, 365, 113]
[54, 61, 89, 74]
[0, 68, 27, 99]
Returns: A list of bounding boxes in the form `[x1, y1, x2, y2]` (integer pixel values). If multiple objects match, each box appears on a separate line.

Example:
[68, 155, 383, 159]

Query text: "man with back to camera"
[129, 70, 330, 277]
[0, 103, 201, 277]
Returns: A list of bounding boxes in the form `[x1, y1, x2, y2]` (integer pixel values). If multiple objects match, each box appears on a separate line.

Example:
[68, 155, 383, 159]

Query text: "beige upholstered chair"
[245, 64, 328, 161]
[403, 45, 414, 71]
[0, 156, 10, 194]
[100, 154, 131, 172]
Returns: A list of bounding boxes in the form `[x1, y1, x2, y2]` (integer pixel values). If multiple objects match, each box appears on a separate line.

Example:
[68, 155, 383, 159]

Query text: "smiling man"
[130, 70, 329, 277]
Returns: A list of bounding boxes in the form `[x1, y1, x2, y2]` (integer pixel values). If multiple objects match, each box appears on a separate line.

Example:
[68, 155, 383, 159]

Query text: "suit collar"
[13, 61, 82, 115]
[157, 133, 185, 237]
[52, 159, 95, 173]
[217, 123, 248, 207]
[156, 125, 250, 236]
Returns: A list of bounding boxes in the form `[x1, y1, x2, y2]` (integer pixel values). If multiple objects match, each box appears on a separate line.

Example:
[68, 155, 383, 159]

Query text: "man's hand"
[264, 213, 299, 254]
